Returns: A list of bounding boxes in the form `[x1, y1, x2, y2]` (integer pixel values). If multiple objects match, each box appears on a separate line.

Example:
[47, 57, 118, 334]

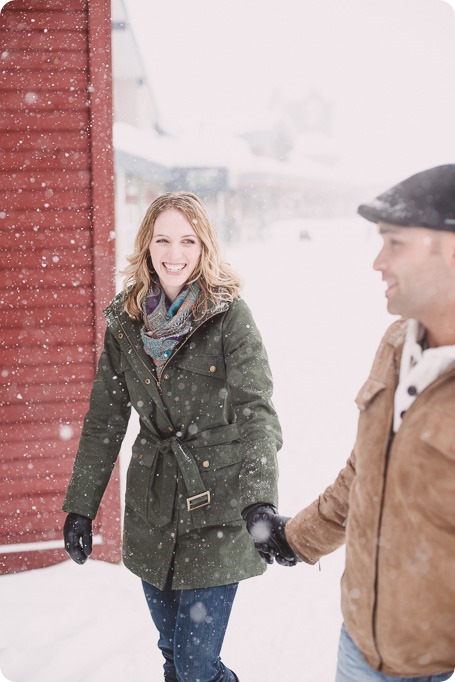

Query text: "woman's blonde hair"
[121, 192, 242, 319]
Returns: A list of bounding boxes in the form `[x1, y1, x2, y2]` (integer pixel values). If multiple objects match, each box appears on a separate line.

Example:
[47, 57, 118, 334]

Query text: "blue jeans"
[142, 570, 238, 682]
[336, 623, 453, 682]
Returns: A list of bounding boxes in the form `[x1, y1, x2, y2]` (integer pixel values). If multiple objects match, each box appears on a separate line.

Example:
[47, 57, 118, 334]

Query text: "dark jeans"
[142, 570, 238, 682]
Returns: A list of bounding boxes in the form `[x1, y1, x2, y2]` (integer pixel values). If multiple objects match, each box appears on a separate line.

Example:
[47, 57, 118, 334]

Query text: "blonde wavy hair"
[121, 192, 242, 320]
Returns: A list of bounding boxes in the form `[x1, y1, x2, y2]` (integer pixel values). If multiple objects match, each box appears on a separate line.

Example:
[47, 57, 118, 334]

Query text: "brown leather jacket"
[286, 319, 455, 677]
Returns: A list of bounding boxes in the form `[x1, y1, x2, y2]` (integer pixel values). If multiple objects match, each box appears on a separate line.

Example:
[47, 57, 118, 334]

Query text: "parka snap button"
[202, 460, 210, 468]
[145, 378, 151, 384]
[209, 365, 216, 373]
[118, 332, 124, 339]
[163, 374, 169, 380]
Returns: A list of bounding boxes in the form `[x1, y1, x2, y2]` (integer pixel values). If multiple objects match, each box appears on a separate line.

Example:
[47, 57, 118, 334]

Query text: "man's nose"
[373, 247, 386, 272]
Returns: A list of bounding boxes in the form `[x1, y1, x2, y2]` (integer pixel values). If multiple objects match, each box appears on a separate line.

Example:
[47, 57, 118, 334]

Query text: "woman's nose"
[166, 242, 182, 260]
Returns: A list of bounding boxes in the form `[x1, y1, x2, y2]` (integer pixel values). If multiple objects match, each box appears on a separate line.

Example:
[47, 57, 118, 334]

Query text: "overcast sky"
[123, 0, 455, 182]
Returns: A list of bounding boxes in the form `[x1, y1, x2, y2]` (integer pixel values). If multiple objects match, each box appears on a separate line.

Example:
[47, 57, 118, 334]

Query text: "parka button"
[118, 332, 124, 339]
[407, 385, 417, 396]
[202, 460, 210, 468]
[163, 374, 169, 380]
[145, 378, 151, 384]
[209, 365, 216, 373]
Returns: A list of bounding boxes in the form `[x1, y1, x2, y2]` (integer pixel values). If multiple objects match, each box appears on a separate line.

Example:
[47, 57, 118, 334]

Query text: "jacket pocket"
[355, 377, 387, 410]
[180, 442, 243, 532]
[409, 412, 455, 528]
[353, 377, 390, 478]
[176, 354, 226, 379]
[125, 440, 158, 519]
[418, 412, 455, 461]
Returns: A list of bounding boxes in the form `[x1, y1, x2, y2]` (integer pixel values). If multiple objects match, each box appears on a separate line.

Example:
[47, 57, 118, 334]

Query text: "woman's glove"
[63, 512, 93, 565]
[241, 503, 299, 566]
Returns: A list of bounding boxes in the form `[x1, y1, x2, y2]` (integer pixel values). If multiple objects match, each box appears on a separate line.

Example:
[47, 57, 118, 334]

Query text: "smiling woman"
[148, 208, 202, 302]
[62, 191, 288, 682]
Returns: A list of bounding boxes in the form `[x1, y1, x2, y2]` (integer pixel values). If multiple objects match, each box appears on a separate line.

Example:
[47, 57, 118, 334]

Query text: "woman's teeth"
[164, 263, 185, 272]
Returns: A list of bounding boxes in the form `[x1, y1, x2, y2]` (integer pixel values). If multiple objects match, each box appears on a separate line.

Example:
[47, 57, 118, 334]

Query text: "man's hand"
[242, 503, 299, 566]
[63, 512, 93, 565]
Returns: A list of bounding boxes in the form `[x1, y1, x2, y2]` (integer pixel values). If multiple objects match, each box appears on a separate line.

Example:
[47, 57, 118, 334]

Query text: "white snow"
[1, 216, 453, 681]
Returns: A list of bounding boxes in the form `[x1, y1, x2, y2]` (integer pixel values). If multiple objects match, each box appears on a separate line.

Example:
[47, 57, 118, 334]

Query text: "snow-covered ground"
[1, 216, 453, 682]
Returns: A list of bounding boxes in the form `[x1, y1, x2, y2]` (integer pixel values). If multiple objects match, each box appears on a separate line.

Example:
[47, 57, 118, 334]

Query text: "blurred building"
[110, 13, 367, 250]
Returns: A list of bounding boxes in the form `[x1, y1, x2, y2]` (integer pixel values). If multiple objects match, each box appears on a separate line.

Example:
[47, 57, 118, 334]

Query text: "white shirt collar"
[393, 319, 455, 432]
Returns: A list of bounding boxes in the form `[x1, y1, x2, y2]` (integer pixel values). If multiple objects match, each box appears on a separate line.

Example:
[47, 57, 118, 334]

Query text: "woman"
[63, 192, 289, 682]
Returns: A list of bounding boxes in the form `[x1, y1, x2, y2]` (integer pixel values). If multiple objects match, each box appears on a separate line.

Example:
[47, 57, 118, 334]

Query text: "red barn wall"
[0, 0, 121, 573]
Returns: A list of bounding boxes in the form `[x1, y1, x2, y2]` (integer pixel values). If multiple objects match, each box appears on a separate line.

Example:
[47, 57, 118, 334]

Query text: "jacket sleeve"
[285, 451, 356, 563]
[62, 327, 131, 519]
[222, 298, 282, 510]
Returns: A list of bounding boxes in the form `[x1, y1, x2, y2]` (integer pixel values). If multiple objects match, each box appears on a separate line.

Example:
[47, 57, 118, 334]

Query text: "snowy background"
[3, 217, 453, 681]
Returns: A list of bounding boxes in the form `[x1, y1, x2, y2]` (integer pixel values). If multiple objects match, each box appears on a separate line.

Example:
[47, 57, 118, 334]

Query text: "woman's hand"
[63, 512, 93, 564]
[241, 504, 299, 566]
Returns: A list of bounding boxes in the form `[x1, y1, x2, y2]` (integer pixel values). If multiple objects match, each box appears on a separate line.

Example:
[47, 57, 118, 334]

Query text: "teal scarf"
[141, 282, 199, 377]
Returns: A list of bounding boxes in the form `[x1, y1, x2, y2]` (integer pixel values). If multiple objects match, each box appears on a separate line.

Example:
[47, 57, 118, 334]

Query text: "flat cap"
[358, 164, 455, 231]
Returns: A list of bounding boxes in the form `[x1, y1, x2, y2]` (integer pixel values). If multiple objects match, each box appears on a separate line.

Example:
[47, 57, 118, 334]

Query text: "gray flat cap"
[358, 164, 455, 231]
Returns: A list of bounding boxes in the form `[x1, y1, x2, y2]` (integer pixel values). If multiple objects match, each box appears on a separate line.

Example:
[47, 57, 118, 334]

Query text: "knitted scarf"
[141, 282, 200, 377]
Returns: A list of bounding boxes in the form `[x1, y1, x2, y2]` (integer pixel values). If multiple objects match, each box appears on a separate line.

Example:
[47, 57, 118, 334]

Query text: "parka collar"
[103, 289, 229, 330]
[103, 290, 230, 390]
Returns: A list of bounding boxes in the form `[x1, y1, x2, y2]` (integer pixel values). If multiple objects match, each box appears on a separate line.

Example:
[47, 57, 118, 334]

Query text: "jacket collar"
[103, 291, 230, 385]
[387, 318, 408, 349]
[103, 289, 229, 330]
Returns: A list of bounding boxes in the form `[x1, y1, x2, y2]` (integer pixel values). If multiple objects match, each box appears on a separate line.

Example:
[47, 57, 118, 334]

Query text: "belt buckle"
[187, 491, 211, 512]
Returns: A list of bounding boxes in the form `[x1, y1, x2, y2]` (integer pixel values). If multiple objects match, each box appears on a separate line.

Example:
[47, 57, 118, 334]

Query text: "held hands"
[241, 503, 299, 567]
[63, 512, 93, 565]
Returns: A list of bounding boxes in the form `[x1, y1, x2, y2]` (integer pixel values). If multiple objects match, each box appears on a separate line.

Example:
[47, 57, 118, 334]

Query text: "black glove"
[63, 512, 93, 565]
[242, 503, 299, 567]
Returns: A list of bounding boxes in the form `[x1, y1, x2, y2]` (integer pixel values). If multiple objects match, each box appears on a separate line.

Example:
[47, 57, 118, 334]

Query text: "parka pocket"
[181, 442, 243, 531]
[125, 441, 158, 519]
[176, 355, 226, 379]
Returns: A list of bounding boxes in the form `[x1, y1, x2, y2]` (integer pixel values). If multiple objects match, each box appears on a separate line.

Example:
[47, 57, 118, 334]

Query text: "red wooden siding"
[0, 0, 120, 573]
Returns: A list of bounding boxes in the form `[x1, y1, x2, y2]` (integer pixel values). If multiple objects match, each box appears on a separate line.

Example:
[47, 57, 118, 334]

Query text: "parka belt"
[151, 423, 240, 526]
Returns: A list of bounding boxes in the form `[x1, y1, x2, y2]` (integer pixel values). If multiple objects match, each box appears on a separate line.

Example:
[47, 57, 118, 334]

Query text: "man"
[243, 165, 455, 681]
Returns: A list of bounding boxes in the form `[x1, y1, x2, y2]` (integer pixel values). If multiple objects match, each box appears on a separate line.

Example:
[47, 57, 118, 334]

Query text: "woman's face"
[149, 208, 202, 302]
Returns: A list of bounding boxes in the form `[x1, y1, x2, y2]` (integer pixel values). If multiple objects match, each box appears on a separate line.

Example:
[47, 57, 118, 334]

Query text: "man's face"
[373, 223, 452, 319]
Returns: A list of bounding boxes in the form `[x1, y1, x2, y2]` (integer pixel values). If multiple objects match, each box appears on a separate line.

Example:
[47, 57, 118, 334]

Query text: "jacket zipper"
[371, 424, 394, 671]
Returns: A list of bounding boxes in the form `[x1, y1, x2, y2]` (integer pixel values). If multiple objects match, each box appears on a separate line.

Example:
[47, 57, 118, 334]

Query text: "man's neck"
[424, 323, 455, 348]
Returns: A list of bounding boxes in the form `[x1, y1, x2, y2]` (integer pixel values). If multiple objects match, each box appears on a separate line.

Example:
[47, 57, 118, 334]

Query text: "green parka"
[63, 293, 282, 589]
